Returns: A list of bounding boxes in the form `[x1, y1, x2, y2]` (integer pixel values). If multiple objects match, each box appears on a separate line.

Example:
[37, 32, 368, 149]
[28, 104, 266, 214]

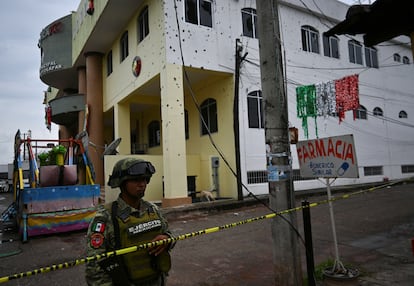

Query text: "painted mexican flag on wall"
[296, 134, 359, 178]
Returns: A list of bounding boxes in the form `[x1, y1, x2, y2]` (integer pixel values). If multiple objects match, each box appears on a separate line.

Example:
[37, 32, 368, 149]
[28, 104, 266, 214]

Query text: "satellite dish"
[103, 138, 122, 156]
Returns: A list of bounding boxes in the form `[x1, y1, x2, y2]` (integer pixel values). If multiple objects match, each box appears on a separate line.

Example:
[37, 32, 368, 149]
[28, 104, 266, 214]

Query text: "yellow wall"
[103, 1, 166, 110]
[184, 75, 237, 198]
[104, 154, 201, 203]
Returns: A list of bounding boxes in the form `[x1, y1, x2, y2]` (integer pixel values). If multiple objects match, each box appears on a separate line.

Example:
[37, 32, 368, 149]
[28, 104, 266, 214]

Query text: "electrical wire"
[172, 1, 306, 249]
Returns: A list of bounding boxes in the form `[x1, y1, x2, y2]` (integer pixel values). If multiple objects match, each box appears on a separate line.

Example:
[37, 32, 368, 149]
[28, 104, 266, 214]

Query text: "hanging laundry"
[335, 74, 359, 122]
[315, 81, 336, 117]
[296, 85, 318, 139]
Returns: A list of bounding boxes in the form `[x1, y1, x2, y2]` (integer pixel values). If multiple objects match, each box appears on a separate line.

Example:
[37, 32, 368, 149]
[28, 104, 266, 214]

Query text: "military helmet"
[108, 158, 156, 188]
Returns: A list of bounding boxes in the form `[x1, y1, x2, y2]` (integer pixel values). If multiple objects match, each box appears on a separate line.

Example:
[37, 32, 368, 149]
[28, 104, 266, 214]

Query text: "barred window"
[247, 170, 268, 184]
[364, 166, 383, 176]
[401, 165, 414, 173]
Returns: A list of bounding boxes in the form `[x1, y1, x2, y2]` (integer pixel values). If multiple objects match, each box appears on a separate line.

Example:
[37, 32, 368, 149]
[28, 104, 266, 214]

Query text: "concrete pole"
[256, 1, 302, 285]
[85, 52, 104, 187]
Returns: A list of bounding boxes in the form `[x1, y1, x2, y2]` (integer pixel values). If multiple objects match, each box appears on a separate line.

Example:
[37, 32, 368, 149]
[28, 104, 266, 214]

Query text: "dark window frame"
[301, 25, 319, 54]
[323, 34, 339, 59]
[348, 40, 363, 65]
[185, 109, 189, 139]
[120, 31, 129, 62]
[365, 46, 379, 68]
[393, 53, 401, 62]
[402, 165, 414, 173]
[200, 98, 218, 135]
[373, 107, 383, 116]
[403, 56, 410, 64]
[247, 90, 264, 128]
[106, 50, 113, 76]
[242, 8, 258, 39]
[138, 6, 149, 43]
[364, 166, 383, 176]
[148, 120, 161, 147]
[355, 105, 367, 120]
[399, 110, 407, 119]
[184, 0, 212, 28]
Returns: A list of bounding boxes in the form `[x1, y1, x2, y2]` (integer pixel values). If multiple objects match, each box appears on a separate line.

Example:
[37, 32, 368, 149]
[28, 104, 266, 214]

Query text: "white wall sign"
[296, 134, 359, 178]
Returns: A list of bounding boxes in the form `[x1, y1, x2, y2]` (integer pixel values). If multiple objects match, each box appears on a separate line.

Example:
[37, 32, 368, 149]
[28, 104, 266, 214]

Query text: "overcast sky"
[0, 1, 78, 164]
[0, 0, 370, 165]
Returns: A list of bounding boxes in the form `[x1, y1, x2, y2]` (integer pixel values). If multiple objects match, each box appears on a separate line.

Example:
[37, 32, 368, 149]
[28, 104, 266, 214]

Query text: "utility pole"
[256, 1, 302, 285]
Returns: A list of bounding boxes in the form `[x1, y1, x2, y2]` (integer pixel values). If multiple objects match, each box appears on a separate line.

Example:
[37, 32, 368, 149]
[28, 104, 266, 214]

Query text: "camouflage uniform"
[85, 195, 173, 286]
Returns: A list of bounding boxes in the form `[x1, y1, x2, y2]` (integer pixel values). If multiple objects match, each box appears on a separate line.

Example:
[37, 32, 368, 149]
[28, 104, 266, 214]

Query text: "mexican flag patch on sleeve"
[93, 221, 106, 233]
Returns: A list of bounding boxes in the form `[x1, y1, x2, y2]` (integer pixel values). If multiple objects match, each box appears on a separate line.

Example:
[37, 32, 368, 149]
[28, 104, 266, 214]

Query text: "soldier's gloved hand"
[149, 234, 170, 256]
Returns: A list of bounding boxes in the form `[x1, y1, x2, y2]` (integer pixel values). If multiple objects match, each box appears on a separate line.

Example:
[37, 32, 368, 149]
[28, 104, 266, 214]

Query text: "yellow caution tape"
[0, 178, 409, 284]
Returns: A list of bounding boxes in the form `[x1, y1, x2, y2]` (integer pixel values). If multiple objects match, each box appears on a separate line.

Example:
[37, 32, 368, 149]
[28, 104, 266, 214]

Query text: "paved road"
[0, 181, 413, 285]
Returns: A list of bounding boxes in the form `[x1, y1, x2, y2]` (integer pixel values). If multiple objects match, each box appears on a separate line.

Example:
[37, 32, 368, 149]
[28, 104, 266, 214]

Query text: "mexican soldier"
[85, 158, 174, 286]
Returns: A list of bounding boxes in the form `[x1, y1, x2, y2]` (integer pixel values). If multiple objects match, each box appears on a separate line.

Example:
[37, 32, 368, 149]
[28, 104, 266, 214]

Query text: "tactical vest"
[107, 201, 171, 284]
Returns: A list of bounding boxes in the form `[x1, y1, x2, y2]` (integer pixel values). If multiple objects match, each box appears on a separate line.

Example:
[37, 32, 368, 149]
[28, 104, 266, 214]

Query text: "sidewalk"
[0, 181, 413, 285]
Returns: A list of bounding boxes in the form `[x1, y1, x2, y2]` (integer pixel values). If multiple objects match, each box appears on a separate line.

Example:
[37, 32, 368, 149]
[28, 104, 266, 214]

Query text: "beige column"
[160, 64, 191, 207]
[114, 102, 131, 154]
[85, 52, 104, 187]
[77, 66, 87, 133]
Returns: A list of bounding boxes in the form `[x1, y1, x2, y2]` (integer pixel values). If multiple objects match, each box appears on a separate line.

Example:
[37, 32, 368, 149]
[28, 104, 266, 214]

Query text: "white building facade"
[40, 0, 414, 204]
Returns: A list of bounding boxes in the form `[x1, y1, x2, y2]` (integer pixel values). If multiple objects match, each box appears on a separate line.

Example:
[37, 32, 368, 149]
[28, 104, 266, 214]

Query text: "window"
[138, 6, 149, 43]
[120, 31, 129, 62]
[365, 46, 378, 68]
[106, 50, 113, 76]
[401, 165, 414, 173]
[247, 90, 264, 128]
[301, 26, 319, 53]
[323, 34, 339, 58]
[200, 98, 217, 135]
[247, 170, 268, 184]
[393, 53, 401, 62]
[348, 40, 363, 65]
[242, 8, 258, 39]
[355, 105, 367, 120]
[364, 166, 383, 176]
[403, 56, 410, 64]
[373, 107, 383, 116]
[185, 109, 189, 139]
[148, 120, 160, 147]
[399, 110, 407, 119]
[185, 0, 212, 28]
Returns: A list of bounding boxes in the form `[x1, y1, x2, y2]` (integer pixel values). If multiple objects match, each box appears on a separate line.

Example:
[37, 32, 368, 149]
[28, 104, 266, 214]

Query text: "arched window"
[355, 105, 367, 120]
[137, 6, 149, 43]
[373, 107, 383, 116]
[200, 98, 217, 135]
[242, 8, 258, 39]
[399, 110, 407, 119]
[247, 90, 264, 128]
[403, 56, 410, 64]
[393, 53, 401, 62]
[301, 25, 319, 53]
[148, 120, 160, 147]
[323, 34, 339, 59]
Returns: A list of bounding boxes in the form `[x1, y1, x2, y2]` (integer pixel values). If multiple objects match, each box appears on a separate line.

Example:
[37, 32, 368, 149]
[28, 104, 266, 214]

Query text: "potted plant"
[51, 145, 67, 166]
